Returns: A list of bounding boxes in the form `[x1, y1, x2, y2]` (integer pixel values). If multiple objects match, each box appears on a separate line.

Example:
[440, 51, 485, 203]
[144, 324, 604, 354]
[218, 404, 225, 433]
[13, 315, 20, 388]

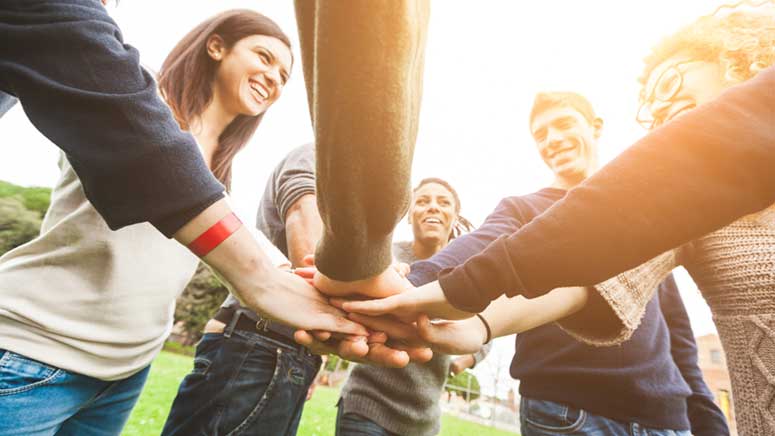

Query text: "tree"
[174, 263, 230, 344]
[445, 369, 480, 401]
[0, 197, 42, 256]
[0, 181, 51, 218]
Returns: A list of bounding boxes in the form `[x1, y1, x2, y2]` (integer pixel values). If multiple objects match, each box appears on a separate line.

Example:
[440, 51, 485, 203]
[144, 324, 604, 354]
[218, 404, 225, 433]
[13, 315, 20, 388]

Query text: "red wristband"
[188, 213, 242, 257]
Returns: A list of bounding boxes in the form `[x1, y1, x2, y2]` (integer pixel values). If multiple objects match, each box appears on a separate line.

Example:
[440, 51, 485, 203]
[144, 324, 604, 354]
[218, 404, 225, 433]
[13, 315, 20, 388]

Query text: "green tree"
[445, 369, 481, 401]
[174, 263, 230, 344]
[0, 181, 51, 218]
[0, 197, 43, 256]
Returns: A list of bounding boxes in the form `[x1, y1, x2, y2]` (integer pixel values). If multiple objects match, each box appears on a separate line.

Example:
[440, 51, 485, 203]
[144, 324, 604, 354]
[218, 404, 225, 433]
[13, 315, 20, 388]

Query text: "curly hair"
[639, 1, 775, 90]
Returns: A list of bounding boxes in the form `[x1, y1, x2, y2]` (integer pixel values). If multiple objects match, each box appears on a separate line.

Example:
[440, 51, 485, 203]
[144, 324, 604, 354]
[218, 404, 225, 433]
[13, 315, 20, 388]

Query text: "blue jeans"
[520, 397, 691, 436]
[0, 349, 149, 436]
[161, 331, 321, 436]
[335, 400, 397, 436]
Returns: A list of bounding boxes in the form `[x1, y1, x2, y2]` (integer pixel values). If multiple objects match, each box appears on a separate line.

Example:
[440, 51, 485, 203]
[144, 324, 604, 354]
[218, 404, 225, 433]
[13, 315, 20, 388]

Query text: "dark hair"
[639, 1, 774, 94]
[413, 177, 474, 240]
[158, 9, 291, 190]
[529, 91, 597, 127]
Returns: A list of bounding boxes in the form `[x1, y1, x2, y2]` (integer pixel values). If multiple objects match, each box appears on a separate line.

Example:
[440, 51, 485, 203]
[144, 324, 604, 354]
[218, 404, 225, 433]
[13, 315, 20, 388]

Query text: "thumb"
[302, 254, 316, 267]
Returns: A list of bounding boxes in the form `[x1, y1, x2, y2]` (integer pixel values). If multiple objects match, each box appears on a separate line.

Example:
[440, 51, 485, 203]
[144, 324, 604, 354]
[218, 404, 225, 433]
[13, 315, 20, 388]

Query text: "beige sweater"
[0, 154, 200, 380]
[565, 209, 775, 435]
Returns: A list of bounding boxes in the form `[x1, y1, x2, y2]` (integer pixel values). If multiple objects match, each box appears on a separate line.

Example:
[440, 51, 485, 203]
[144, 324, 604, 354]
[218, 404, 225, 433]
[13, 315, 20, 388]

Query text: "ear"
[592, 117, 604, 139]
[206, 34, 226, 62]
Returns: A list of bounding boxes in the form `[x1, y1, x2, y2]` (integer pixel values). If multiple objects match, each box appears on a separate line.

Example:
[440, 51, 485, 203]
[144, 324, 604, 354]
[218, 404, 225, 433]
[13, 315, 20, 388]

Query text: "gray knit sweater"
[566, 208, 775, 436]
[340, 241, 490, 435]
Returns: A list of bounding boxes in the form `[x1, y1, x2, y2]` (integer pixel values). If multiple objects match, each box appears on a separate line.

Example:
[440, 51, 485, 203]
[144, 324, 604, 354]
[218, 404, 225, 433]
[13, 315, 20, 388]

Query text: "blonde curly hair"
[639, 0, 775, 92]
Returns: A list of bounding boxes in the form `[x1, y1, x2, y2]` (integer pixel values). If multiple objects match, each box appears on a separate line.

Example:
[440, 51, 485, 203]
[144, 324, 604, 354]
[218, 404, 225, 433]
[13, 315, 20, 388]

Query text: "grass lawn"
[122, 350, 517, 436]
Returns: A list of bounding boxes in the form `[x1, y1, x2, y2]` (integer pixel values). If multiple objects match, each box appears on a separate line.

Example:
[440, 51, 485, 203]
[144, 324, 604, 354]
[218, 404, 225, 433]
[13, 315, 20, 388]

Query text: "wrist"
[475, 314, 492, 344]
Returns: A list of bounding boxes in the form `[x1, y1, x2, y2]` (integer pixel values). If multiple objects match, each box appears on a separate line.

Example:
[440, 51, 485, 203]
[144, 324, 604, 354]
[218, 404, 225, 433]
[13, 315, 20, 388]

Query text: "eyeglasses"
[636, 60, 695, 130]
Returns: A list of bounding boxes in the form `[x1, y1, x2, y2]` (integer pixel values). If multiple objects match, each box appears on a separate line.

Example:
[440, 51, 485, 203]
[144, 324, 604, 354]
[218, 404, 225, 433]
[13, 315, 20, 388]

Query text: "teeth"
[250, 82, 269, 99]
[424, 218, 442, 224]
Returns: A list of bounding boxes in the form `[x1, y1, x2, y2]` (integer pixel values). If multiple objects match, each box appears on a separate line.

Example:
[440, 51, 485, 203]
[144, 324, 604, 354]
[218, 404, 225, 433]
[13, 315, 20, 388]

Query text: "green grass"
[122, 350, 517, 436]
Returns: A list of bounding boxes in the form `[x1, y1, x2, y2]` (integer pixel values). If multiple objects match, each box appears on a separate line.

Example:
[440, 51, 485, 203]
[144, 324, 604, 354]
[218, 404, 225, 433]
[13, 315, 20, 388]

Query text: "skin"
[409, 182, 457, 260]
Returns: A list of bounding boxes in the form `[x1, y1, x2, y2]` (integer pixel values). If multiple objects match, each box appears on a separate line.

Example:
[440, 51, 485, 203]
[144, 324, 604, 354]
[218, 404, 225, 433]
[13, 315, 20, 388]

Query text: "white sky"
[0, 0, 727, 397]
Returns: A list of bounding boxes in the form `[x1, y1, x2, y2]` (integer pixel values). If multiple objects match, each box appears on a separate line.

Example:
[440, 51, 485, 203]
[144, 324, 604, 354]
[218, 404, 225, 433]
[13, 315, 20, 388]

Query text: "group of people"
[0, 0, 773, 435]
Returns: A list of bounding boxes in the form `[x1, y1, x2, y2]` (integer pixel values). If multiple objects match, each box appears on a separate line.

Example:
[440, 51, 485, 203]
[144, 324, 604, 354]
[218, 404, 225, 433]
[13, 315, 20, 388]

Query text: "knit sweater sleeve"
[553, 250, 678, 346]
[295, 0, 430, 280]
[438, 66, 775, 311]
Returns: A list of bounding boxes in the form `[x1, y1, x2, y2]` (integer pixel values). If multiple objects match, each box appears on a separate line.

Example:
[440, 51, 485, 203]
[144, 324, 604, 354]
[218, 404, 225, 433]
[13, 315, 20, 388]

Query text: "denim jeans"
[0, 349, 149, 436]
[335, 401, 397, 436]
[161, 331, 321, 436]
[520, 397, 692, 436]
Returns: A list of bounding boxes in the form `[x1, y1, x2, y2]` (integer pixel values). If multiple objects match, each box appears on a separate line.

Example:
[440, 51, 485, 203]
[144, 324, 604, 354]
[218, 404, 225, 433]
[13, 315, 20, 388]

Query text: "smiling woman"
[158, 9, 293, 190]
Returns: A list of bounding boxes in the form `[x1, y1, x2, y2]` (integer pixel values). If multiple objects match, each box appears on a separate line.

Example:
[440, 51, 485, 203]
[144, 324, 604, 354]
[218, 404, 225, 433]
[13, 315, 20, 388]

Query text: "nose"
[545, 127, 565, 149]
[264, 67, 283, 91]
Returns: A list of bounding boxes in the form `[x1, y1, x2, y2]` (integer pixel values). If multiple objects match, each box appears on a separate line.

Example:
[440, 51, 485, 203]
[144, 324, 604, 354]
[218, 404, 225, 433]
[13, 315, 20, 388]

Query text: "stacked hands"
[287, 257, 485, 368]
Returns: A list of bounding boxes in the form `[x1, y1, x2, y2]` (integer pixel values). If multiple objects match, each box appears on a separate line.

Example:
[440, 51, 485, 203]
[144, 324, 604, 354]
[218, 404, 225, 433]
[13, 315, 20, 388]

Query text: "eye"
[533, 128, 547, 142]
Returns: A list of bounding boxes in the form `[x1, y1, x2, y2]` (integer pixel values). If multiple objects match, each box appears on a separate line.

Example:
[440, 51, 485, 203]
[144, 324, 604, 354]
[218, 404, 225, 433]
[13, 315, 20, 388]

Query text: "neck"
[551, 164, 598, 190]
[412, 238, 448, 260]
[190, 91, 237, 167]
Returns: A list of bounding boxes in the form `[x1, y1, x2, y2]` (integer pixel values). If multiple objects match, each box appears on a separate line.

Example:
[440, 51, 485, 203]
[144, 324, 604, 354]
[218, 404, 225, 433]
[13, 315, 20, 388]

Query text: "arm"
[2, 2, 224, 236]
[295, 0, 430, 281]
[284, 194, 323, 267]
[659, 276, 730, 436]
[439, 66, 775, 311]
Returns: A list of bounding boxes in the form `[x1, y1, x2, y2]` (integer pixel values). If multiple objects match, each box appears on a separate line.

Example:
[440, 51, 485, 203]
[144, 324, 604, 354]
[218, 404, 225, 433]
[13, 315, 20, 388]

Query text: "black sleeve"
[0, 2, 224, 237]
[659, 276, 730, 436]
[408, 198, 528, 286]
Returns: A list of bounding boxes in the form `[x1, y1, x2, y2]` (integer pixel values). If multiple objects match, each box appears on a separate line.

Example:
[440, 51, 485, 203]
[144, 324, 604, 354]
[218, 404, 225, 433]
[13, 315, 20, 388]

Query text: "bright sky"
[0, 0, 728, 398]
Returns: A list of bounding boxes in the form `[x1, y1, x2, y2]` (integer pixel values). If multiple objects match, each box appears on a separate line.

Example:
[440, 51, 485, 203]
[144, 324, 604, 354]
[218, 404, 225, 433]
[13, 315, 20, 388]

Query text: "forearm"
[285, 194, 323, 268]
[483, 287, 589, 339]
[174, 198, 274, 308]
[296, 0, 430, 280]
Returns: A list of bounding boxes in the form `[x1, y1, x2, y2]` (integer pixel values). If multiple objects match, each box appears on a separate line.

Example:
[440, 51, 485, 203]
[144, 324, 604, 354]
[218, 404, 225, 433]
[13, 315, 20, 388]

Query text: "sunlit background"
[0, 0, 731, 398]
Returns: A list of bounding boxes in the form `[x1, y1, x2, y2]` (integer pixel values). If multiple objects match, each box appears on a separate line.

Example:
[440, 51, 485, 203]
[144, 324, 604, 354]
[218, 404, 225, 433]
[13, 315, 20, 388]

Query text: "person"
[1, 0, 365, 349]
[162, 143, 323, 436]
[347, 5, 774, 434]
[336, 178, 489, 436]
[0, 10, 299, 435]
[371, 93, 728, 435]
[292, 0, 430, 304]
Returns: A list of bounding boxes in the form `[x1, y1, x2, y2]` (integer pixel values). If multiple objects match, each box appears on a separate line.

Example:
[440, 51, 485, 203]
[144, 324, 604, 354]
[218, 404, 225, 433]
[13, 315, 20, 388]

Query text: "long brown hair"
[158, 10, 291, 190]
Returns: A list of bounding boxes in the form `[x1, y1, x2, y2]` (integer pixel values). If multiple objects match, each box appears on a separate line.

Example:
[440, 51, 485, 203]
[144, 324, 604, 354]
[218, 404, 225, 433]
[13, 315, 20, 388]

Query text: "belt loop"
[224, 308, 240, 338]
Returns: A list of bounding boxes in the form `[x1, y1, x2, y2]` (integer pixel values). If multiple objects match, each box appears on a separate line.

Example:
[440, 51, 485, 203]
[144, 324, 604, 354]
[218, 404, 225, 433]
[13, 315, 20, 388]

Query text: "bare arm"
[284, 194, 323, 268]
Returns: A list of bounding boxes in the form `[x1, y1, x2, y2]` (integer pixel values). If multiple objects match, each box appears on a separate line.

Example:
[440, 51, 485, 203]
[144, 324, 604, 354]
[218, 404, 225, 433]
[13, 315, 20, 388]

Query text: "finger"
[336, 338, 369, 360]
[416, 314, 437, 343]
[368, 331, 388, 344]
[342, 295, 402, 316]
[302, 254, 315, 266]
[294, 267, 317, 279]
[312, 331, 331, 341]
[364, 343, 410, 368]
[293, 330, 336, 355]
[387, 342, 433, 363]
[315, 314, 369, 336]
[347, 313, 422, 344]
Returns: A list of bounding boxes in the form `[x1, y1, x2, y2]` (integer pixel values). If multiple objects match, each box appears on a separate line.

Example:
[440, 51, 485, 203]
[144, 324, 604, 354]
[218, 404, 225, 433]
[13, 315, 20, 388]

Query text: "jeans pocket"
[0, 350, 64, 395]
[523, 398, 587, 434]
[216, 344, 284, 436]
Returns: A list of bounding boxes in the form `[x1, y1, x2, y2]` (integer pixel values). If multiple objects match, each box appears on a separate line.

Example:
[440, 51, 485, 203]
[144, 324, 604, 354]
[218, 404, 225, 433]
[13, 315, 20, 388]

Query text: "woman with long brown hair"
[0, 9, 292, 436]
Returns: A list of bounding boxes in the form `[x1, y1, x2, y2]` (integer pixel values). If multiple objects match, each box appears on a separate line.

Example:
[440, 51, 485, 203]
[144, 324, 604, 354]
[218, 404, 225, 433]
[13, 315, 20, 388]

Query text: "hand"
[341, 280, 476, 321]
[241, 268, 368, 336]
[416, 314, 488, 355]
[294, 330, 430, 368]
[449, 354, 476, 377]
[314, 266, 414, 299]
[306, 383, 317, 401]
